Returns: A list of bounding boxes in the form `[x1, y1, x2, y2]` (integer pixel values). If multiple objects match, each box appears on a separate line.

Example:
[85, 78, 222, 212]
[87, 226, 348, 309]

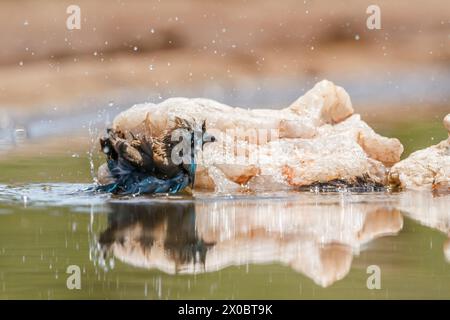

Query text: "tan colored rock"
[112, 80, 355, 140]
[100, 80, 404, 192]
[288, 79, 354, 124]
[444, 114, 450, 133]
[214, 164, 260, 185]
[389, 114, 450, 191]
[358, 132, 403, 167]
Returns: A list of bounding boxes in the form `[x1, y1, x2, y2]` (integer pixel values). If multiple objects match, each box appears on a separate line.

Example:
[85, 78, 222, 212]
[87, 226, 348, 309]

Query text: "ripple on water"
[0, 182, 403, 207]
[0, 183, 110, 208]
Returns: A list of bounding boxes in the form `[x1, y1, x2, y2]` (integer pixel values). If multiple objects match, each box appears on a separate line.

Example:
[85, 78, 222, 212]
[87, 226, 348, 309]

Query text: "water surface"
[0, 182, 449, 299]
[0, 115, 449, 299]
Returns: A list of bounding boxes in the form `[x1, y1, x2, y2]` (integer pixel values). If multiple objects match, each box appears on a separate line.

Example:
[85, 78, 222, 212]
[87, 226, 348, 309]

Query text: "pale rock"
[100, 80, 404, 192]
[444, 114, 450, 133]
[389, 114, 450, 191]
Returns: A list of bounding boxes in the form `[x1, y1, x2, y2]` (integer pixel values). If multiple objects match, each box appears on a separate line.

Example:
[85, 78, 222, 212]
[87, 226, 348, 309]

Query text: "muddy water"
[0, 180, 449, 299]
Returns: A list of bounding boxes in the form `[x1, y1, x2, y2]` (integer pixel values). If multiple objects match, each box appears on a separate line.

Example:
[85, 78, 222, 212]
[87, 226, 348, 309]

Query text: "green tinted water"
[0, 182, 449, 299]
[0, 121, 448, 299]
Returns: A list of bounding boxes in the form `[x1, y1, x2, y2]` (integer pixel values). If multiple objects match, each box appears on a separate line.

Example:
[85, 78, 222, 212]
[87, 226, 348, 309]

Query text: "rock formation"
[389, 114, 450, 192]
[99, 80, 404, 192]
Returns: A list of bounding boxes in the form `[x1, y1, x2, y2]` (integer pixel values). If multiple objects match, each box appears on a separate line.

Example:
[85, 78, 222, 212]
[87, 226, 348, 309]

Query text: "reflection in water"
[98, 196, 404, 287]
[398, 192, 450, 262]
[99, 202, 215, 273]
[1, 183, 449, 298]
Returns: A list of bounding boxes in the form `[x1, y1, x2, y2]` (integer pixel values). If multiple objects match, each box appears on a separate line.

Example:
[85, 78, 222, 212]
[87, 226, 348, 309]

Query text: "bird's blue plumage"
[96, 173, 190, 195]
[93, 153, 191, 195]
[92, 117, 214, 196]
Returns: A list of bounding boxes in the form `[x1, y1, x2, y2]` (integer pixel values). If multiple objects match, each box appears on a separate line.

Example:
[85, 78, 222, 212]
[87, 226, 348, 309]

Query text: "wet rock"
[100, 80, 404, 192]
[444, 114, 450, 133]
[389, 114, 450, 191]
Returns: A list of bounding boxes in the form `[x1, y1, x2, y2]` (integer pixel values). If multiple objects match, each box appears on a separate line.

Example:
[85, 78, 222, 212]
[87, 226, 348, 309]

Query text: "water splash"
[0, 183, 110, 208]
[88, 121, 99, 185]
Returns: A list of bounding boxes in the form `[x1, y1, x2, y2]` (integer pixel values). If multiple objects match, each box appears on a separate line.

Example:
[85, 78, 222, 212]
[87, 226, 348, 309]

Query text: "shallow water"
[0, 182, 449, 299]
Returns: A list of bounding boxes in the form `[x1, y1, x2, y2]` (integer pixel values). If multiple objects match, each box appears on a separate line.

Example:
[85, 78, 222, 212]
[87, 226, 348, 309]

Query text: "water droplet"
[22, 195, 28, 208]
[109, 258, 115, 269]
[14, 128, 27, 144]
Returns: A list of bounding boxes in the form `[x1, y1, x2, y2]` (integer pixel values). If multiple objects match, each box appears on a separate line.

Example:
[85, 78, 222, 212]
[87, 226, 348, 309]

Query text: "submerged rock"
[389, 114, 450, 192]
[98, 80, 404, 193]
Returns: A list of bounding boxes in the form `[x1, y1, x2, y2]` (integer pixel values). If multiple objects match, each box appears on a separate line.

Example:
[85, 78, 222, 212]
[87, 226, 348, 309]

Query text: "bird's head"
[168, 117, 216, 187]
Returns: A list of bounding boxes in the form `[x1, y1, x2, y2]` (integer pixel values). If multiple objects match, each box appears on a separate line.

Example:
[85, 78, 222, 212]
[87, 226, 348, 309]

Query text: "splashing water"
[0, 183, 110, 208]
[88, 121, 99, 185]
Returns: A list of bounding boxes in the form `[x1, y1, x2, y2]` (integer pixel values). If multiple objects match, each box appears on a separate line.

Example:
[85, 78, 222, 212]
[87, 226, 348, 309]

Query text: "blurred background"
[0, 0, 449, 183]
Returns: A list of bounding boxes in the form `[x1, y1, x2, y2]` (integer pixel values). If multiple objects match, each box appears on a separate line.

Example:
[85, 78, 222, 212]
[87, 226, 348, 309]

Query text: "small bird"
[96, 117, 215, 195]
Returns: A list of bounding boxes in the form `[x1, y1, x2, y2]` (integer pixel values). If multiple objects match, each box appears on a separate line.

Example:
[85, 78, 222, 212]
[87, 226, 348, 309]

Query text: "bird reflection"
[98, 195, 404, 287]
[99, 202, 215, 273]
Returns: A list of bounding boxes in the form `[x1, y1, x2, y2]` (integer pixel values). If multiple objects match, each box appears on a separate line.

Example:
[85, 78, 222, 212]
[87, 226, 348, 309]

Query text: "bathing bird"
[95, 117, 215, 195]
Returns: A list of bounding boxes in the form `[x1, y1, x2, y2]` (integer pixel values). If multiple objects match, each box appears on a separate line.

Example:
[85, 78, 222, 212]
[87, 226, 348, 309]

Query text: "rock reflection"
[398, 192, 450, 262]
[98, 196, 403, 287]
